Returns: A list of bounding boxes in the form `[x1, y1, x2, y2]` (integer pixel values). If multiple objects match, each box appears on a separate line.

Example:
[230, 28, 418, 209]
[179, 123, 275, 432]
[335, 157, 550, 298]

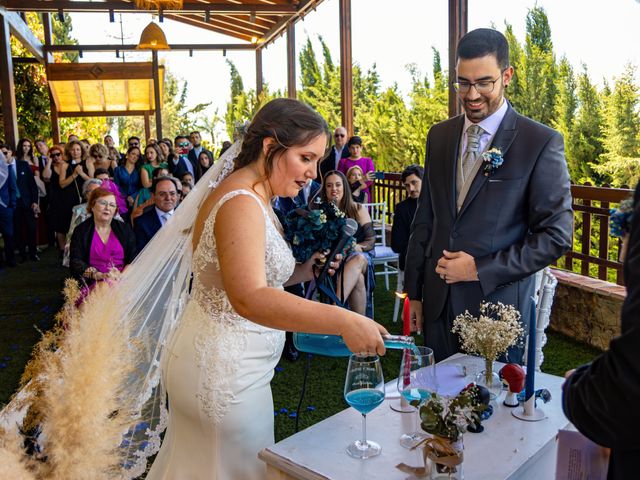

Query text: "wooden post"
[0, 14, 18, 147]
[144, 112, 151, 142]
[448, 0, 468, 118]
[42, 12, 60, 144]
[286, 23, 296, 99]
[255, 47, 263, 97]
[339, 0, 353, 135]
[152, 50, 163, 139]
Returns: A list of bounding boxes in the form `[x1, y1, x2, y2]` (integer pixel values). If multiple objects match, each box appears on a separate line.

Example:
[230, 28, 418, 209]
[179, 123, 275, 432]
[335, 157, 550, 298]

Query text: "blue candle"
[525, 296, 537, 401]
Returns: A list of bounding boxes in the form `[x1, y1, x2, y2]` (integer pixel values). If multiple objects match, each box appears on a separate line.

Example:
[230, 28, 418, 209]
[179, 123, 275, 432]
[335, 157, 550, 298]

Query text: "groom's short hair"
[457, 28, 510, 71]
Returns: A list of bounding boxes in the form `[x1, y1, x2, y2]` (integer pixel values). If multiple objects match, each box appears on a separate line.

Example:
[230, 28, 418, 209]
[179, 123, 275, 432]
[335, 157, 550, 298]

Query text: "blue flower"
[481, 148, 504, 176]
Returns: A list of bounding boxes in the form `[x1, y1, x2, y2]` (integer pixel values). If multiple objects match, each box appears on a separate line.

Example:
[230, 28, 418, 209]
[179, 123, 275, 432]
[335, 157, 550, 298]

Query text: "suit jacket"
[168, 155, 194, 182]
[274, 180, 321, 217]
[318, 145, 349, 181]
[0, 165, 17, 210]
[188, 148, 212, 182]
[563, 183, 640, 479]
[69, 216, 137, 282]
[391, 197, 418, 271]
[405, 103, 573, 342]
[134, 206, 162, 253]
[14, 160, 39, 208]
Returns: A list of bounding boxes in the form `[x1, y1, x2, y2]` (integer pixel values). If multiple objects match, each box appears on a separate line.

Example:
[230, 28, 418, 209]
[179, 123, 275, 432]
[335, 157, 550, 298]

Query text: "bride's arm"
[284, 251, 341, 286]
[215, 196, 387, 355]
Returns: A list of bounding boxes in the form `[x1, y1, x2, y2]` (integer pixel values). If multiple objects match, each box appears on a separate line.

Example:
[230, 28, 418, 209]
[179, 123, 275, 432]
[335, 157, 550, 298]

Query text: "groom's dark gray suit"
[405, 102, 573, 362]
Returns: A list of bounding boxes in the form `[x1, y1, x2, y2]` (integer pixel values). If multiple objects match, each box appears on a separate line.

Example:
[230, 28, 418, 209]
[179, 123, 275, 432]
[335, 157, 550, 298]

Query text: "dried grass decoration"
[0, 278, 140, 479]
[134, 0, 184, 9]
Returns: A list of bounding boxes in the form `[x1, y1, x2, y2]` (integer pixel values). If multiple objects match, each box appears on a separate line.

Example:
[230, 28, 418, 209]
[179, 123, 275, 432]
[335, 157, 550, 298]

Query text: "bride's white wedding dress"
[147, 189, 295, 479]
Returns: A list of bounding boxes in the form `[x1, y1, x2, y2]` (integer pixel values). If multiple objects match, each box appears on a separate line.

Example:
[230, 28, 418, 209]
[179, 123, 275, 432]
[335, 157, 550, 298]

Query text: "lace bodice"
[187, 189, 295, 421]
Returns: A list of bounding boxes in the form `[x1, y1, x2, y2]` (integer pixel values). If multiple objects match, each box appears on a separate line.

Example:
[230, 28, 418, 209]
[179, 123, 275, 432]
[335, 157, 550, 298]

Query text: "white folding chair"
[391, 270, 404, 323]
[362, 202, 399, 290]
[524, 267, 558, 371]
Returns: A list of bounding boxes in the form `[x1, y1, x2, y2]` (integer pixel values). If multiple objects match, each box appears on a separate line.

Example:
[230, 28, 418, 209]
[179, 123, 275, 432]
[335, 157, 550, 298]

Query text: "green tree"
[593, 65, 640, 186]
[552, 58, 578, 179]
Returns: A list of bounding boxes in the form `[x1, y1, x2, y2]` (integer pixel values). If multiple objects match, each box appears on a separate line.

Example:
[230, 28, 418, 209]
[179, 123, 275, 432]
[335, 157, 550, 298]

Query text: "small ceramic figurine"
[499, 363, 526, 408]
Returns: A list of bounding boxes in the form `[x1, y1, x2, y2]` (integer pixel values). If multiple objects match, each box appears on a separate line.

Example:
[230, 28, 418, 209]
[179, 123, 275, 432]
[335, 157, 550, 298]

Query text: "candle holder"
[512, 396, 546, 421]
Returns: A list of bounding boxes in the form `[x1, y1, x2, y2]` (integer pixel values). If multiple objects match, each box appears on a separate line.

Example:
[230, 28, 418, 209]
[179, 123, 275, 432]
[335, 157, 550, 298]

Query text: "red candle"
[402, 295, 411, 336]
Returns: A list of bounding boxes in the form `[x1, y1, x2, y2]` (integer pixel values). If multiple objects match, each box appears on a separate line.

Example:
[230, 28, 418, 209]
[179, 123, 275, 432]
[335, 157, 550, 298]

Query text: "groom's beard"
[461, 84, 506, 123]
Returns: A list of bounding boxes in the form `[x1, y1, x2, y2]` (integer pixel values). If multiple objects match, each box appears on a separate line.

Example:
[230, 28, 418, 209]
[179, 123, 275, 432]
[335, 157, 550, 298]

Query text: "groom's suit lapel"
[444, 115, 465, 219]
[457, 104, 518, 218]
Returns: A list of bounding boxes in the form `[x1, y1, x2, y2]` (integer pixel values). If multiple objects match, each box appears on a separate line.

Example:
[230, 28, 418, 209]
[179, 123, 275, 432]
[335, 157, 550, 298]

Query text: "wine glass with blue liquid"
[397, 346, 435, 448]
[344, 354, 385, 459]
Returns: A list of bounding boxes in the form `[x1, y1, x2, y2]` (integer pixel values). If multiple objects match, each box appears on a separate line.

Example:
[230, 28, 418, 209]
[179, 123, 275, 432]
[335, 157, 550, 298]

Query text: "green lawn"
[0, 248, 603, 444]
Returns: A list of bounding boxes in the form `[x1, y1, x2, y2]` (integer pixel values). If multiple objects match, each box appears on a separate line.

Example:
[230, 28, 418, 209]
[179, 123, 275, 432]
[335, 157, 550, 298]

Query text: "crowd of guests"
[0, 132, 219, 277]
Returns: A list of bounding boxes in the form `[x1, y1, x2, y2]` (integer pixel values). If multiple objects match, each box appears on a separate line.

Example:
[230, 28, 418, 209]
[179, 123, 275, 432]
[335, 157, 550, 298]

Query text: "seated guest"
[134, 176, 179, 252]
[317, 170, 375, 317]
[69, 188, 136, 285]
[346, 165, 368, 203]
[180, 180, 192, 200]
[136, 143, 167, 209]
[130, 167, 171, 222]
[562, 183, 640, 479]
[337, 136, 375, 202]
[391, 164, 424, 272]
[87, 143, 117, 178]
[63, 178, 103, 267]
[180, 172, 195, 186]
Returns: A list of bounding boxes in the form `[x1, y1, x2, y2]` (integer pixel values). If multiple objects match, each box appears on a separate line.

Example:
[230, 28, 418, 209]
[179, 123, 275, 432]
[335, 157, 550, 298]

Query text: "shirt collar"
[155, 207, 174, 218]
[463, 98, 508, 137]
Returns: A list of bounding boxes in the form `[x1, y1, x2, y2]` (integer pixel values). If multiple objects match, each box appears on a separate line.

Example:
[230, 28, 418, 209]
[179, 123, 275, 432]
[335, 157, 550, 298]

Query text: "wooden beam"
[164, 13, 257, 43]
[339, 0, 353, 135]
[43, 43, 254, 53]
[260, 0, 319, 47]
[152, 50, 162, 139]
[0, 15, 18, 147]
[144, 112, 151, 142]
[42, 12, 59, 142]
[0, 8, 45, 63]
[57, 110, 154, 118]
[47, 61, 157, 81]
[255, 47, 263, 96]
[4, 1, 298, 14]
[40, 11, 54, 63]
[286, 23, 296, 99]
[73, 81, 84, 112]
[448, 0, 467, 118]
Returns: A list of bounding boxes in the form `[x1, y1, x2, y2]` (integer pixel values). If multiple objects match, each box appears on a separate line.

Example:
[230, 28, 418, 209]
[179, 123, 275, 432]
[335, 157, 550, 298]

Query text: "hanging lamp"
[137, 21, 170, 50]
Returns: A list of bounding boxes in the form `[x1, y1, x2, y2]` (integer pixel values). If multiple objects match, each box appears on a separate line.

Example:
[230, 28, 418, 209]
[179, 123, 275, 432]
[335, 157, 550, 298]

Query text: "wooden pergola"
[0, 0, 468, 146]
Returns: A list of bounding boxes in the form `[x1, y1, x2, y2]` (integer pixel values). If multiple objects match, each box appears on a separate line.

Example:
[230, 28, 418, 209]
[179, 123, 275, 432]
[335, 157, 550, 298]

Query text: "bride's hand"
[340, 314, 388, 356]
[307, 250, 343, 278]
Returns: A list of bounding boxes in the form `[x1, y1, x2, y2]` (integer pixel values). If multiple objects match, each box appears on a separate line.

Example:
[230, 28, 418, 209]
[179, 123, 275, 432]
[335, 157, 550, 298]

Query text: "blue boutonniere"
[481, 148, 504, 176]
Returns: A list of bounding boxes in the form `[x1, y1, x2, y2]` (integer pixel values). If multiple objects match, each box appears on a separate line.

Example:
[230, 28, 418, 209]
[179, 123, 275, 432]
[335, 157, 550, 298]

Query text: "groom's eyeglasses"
[454, 72, 504, 94]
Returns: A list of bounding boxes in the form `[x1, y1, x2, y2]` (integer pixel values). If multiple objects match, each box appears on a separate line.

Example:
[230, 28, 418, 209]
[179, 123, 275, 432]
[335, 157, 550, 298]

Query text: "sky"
[68, 0, 640, 143]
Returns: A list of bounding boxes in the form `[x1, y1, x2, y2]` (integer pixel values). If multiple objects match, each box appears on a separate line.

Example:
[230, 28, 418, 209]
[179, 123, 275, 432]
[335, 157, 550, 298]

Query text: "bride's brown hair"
[234, 98, 330, 179]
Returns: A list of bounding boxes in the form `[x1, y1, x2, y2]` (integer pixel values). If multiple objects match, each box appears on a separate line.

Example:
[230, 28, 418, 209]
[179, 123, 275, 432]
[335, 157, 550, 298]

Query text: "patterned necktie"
[462, 124, 484, 182]
[162, 212, 171, 225]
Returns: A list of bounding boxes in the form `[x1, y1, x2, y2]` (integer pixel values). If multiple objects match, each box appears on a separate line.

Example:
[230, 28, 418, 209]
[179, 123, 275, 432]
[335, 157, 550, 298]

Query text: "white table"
[259, 354, 569, 479]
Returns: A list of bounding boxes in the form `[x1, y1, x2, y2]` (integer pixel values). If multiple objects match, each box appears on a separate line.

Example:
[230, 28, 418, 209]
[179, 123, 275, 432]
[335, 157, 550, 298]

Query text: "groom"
[405, 28, 573, 362]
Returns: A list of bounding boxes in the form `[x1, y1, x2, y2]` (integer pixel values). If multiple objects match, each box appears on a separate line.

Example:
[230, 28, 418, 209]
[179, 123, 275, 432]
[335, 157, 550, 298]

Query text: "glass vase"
[475, 358, 502, 400]
[427, 436, 464, 480]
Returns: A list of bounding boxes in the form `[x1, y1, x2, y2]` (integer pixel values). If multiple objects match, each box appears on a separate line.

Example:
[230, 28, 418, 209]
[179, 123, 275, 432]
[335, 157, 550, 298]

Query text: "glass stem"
[361, 414, 367, 446]
[485, 358, 493, 386]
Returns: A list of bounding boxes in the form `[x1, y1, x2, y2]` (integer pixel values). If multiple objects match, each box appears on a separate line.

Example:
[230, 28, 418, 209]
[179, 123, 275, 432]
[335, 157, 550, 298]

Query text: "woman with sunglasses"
[87, 143, 118, 178]
[69, 187, 136, 286]
[43, 145, 82, 256]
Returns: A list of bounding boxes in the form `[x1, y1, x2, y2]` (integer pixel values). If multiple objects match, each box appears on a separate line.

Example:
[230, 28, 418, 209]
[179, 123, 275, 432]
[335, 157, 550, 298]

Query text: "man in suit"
[318, 126, 350, 181]
[563, 183, 640, 479]
[169, 135, 196, 182]
[134, 176, 179, 253]
[391, 164, 424, 272]
[405, 28, 573, 362]
[0, 150, 17, 267]
[187, 131, 213, 183]
[5, 145, 40, 262]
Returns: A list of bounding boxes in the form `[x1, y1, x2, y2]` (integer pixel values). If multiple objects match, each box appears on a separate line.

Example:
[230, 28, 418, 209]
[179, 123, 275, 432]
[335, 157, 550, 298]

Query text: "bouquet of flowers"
[282, 201, 355, 263]
[610, 195, 634, 238]
[452, 302, 523, 390]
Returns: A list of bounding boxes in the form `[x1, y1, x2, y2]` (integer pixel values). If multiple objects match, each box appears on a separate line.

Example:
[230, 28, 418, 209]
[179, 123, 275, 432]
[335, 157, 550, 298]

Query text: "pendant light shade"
[137, 22, 170, 50]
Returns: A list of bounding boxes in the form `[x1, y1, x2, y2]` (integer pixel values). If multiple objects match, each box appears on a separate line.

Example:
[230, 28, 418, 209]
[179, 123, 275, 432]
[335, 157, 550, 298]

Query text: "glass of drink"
[397, 346, 435, 448]
[343, 354, 385, 459]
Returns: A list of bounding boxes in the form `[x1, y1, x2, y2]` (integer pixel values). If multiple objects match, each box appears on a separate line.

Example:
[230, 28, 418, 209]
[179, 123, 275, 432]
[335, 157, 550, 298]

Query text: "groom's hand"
[435, 250, 478, 284]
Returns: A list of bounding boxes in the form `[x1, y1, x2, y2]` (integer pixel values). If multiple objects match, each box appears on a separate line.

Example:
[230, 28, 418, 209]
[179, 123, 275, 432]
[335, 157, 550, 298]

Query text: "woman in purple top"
[69, 188, 137, 286]
[337, 136, 375, 203]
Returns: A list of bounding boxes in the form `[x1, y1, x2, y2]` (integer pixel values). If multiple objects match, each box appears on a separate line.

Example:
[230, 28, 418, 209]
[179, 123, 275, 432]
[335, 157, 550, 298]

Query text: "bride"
[146, 99, 387, 479]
